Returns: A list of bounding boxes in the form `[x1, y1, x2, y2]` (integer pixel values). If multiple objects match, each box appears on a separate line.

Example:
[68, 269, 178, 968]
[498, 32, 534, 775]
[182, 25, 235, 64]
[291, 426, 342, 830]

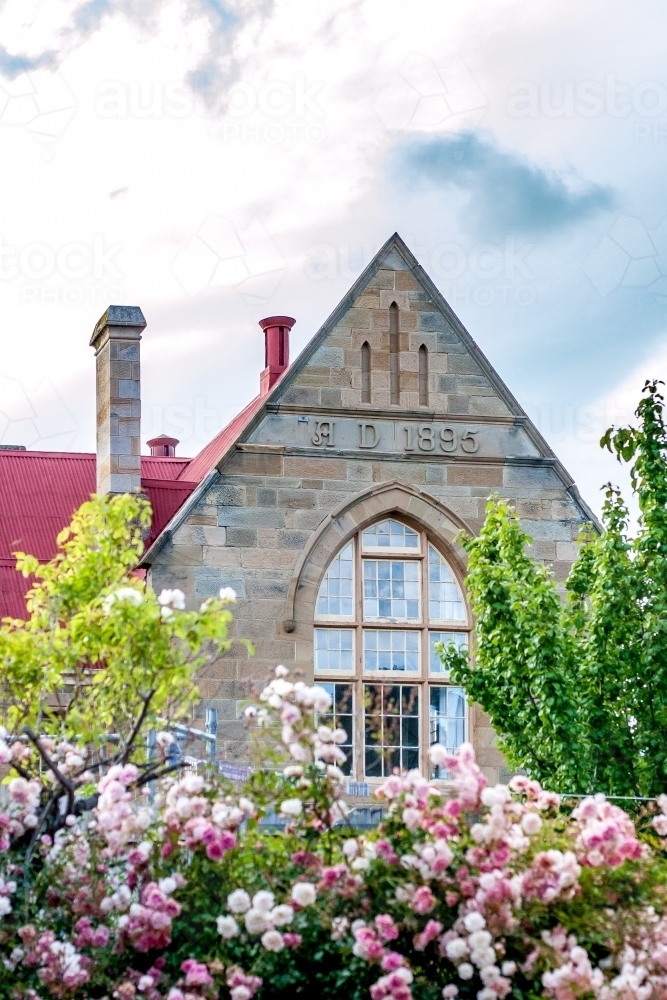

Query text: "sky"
[0, 0, 665, 519]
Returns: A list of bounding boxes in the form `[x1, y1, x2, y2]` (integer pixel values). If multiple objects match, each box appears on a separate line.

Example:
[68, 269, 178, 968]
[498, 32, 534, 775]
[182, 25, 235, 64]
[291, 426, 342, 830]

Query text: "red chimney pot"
[147, 434, 179, 457]
[259, 315, 295, 395]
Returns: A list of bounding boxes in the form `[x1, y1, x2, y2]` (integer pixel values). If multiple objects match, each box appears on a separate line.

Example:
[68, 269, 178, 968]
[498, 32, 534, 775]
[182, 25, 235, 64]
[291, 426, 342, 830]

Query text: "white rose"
[244, 908, 268, 935]
[219, 587, 237, 602]
[428, 743, 449, 767]
[227, 889, 251, 914]
[351, 857, 370, 871]
[171, 589, 186, 609]
[270, 904, 294, 926]
[463, 912, 486, 933]
[291, 882, 317, 907]
[275, 665, 289, 677]
[252, 890, 275, 914]
[458, 963, 474, 980]
[468, 930, 492, 951]
[471, 947, 496, 969]
[217, 915, 239, 939]
[311, 687, 332, 713]
[280, 798, 303, 818]
[402, 807, 421, 829]
[521, 812, 543, 835]
[261, 929, 285, 952]
[446, 938, 469, 961]
[342, 839, 358, 858]
[481, 785, 509, 807]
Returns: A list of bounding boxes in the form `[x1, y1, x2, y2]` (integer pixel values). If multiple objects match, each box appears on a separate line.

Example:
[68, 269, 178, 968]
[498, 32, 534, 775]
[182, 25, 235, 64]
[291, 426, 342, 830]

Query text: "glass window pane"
[364, 683, 420, 778]
[429, 685, 467, 779]
[314, 628, 355, 674]
[318, 682, 354, 776]
[316, 542, 354, 618]
[428, 546, 466, 622]
[363, 561, 421, 621]
[362, 519, 419, 552]
[429, 631, 469, 675]
[363, 630, 420, 674]
[365, 747, 382, 777]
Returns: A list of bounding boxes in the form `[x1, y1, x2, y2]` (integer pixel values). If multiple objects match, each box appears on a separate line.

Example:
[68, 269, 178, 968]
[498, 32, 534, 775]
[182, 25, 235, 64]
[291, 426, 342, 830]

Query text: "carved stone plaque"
[249, 414, 540, 459]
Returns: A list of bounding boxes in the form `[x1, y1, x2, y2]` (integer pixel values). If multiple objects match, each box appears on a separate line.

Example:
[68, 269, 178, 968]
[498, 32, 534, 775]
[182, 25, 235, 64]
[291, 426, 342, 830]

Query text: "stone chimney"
[90, 305, 146, 495]
[259, 315, 295, 395]
[147, 434, 179, 457]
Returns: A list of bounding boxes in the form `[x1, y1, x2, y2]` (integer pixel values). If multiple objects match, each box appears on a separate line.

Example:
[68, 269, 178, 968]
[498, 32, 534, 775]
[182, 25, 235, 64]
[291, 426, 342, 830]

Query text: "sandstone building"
[0, 233, 595, 785]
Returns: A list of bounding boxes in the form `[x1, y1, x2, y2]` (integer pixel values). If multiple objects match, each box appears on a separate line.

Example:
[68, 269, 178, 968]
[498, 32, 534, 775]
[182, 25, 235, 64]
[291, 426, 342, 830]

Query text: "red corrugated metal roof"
[141, 457, 192, 481]
[0, 451, 96, 561]
[0, 562, 34, 620]
[0, 452, 197, 619]
[142, 478, 198, 548]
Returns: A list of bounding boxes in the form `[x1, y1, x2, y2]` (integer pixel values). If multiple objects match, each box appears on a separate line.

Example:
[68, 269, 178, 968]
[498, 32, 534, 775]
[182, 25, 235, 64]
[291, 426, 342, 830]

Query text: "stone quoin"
[0, 233, 596, 786]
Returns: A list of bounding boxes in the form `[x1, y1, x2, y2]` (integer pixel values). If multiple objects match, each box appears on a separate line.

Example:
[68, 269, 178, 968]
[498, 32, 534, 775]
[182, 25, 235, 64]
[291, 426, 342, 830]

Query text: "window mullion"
[355, 532, 364, 782]
[420, 529, 429, 774]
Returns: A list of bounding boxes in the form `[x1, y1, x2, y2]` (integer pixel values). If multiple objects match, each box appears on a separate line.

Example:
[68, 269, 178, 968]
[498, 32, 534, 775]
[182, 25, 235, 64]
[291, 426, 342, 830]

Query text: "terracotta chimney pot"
[259, 315, 295, 395]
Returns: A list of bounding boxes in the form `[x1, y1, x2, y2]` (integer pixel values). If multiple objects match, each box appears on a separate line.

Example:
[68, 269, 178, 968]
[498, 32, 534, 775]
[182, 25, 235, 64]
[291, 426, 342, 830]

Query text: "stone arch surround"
[285, 479, 473, 642]
[285, 479, 506, 783]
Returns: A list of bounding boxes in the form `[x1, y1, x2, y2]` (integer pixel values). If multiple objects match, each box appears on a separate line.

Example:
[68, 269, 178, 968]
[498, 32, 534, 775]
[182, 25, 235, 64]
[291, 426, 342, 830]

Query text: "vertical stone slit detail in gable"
[389, 302, 399, 404]
[419, 344, 428, 407]
[361, 341, 371, 403]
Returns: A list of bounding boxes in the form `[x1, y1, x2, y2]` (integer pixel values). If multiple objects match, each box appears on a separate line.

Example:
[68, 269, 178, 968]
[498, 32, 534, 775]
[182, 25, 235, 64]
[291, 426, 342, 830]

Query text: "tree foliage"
[0, 492, 235, 749]
[443, 380, 667, 797]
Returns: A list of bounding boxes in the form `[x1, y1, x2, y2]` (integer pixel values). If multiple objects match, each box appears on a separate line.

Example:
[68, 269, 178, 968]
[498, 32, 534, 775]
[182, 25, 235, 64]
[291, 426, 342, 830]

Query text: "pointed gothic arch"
[284, 480, 472, 631]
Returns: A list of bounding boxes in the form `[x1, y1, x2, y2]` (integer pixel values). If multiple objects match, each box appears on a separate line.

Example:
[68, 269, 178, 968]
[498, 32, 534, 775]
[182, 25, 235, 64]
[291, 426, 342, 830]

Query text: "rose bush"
[3, 666, 667, 1000]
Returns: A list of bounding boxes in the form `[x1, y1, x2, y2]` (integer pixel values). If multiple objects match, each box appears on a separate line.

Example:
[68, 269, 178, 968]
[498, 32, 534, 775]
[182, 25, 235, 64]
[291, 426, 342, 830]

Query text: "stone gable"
[278, 240, 512, 417]
[146, 233, 595, 787]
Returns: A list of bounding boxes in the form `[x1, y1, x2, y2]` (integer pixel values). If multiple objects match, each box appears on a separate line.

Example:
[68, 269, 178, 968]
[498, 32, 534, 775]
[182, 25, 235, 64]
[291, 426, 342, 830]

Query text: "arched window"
[419, 344, 428, 407]
[389, 302, 399, 404]
[314, 517, 470, 780]
[361, 341, 371, 404]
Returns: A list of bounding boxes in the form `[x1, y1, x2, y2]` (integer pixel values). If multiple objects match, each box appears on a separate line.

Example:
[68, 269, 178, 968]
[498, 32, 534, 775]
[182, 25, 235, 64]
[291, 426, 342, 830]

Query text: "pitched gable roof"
[142, 232, 598, 563]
